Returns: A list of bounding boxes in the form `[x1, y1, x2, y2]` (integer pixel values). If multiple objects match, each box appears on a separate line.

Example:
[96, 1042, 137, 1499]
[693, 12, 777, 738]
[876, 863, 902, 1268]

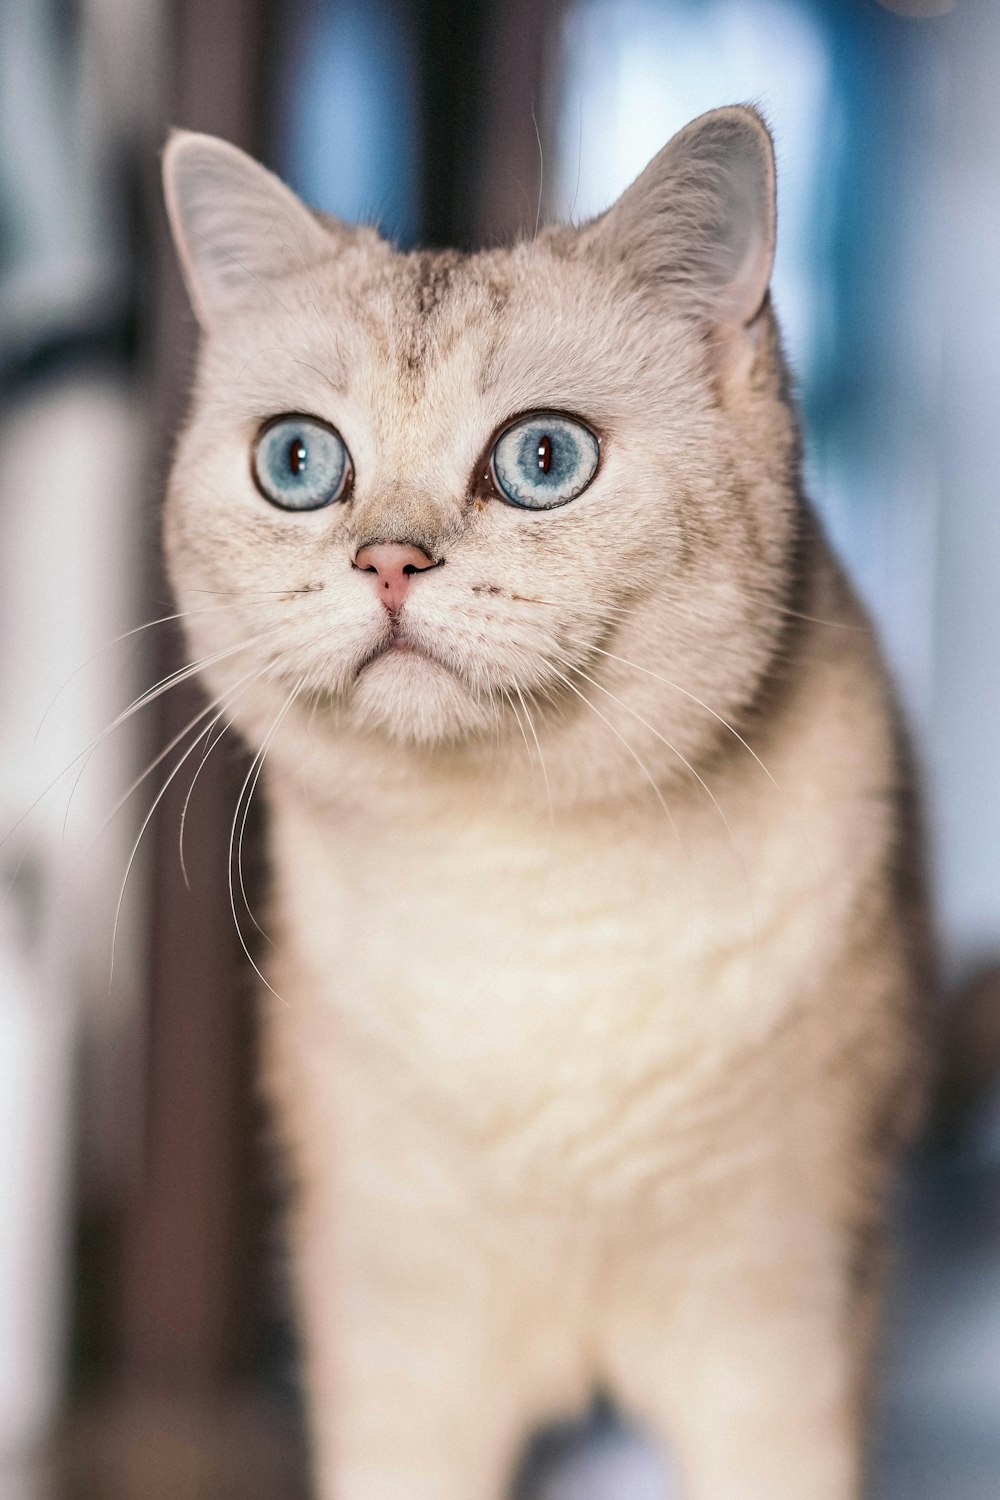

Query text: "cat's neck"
[265, 729, 603, 832]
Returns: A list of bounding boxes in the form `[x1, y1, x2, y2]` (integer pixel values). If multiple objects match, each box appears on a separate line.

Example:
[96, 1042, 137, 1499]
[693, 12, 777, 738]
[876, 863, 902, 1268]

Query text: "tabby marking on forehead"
[398, 250, 462, 381]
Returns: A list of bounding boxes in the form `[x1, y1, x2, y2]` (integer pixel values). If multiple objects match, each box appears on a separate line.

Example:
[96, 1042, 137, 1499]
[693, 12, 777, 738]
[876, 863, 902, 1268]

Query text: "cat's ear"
[162, 131, 333, 329]
[584, 106, 776, 330]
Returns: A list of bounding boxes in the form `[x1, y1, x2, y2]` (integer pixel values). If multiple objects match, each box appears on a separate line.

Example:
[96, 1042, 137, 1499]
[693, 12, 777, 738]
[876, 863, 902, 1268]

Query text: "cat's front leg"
[600, 1192, 879, 1500]
[286, 1086, 597, 1500]
[296, 1223, 520, 1500]
[292, 1178, 532, 1500]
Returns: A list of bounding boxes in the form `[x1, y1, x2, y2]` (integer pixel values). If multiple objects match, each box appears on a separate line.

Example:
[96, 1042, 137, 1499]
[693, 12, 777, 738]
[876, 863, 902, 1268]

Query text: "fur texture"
[162, 108, 931, 1499]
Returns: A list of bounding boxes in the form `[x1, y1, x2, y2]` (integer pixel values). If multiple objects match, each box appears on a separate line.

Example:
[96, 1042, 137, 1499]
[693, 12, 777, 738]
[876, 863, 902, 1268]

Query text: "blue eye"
[490, 413, 600, 510]
[252, 415, 351, 510]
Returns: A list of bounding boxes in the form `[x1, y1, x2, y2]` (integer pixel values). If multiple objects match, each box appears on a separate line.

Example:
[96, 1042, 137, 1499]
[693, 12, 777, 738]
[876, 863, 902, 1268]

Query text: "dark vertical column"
[412, 0, 492, 247]
[117, 0, 270, 1389]
[472, 0, 556, 246]
[408, 0, 558, 249]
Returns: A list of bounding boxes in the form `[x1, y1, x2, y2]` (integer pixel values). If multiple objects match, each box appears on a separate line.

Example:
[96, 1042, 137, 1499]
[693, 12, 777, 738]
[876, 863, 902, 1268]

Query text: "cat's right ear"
[581, 105, 776, 333]
[162, 131, 333, 330]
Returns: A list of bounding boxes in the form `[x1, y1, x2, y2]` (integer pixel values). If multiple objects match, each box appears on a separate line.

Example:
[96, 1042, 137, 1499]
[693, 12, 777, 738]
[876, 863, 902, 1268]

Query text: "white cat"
[162, 106, 931, 1499]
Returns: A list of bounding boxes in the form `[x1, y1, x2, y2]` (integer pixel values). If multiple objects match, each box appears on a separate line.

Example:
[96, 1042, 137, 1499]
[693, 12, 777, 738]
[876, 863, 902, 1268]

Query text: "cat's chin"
[347, 649, 493, 747]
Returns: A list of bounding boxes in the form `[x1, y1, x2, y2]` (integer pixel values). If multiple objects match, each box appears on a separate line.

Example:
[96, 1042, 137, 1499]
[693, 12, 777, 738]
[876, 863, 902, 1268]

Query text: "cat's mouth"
[354, 630, 444, 679]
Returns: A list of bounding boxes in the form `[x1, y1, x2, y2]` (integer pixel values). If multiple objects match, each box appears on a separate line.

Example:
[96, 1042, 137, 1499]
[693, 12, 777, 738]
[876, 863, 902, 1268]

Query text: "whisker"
[570, 660, 733, 836]
[100, 629, 280, 746]
[488, 674, 506, 755]
[97, 700, 220, 842]
[59, 630, 282, 841]
[186, 585, 324, 598]
[565, 659, 756, 945]
[109, 707, 238, 987]
[233, 700, 289, 945]
[507, 592, 859, 633]
[766, 605, 864, 631]
[568, 640, 780, 793]
[573, 640, 826, 884]
[531, 104, 544, 243]
[95, 661, 268, 844]
[569, 94, 583, 224]
[512, 678, 553, 820]
[227, 677, 306, 1007]
[306, 681, 326, 737]
[547, 665, 681, 849]
[33, 602, 251, 744]
[178, 687, 260, 890]
[3, 630, 281, 857]
[179, 724, 233, 891]
[500, 684, 533, 768]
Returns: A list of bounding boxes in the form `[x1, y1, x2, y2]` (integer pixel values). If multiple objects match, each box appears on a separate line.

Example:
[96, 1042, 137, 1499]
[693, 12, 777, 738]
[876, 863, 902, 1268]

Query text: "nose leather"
[354, 542, 437, 613]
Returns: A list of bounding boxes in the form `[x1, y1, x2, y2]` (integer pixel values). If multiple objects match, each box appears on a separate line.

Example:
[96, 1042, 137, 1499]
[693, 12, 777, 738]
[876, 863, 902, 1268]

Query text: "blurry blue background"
[1, 0, 997, 1495]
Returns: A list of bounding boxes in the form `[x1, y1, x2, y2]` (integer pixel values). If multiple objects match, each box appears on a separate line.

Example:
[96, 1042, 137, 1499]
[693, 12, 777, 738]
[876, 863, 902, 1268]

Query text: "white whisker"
[569, 640, 780, 792]
[33, 602, 252, 745]
[96, 661, 267, 844]
[548, 665, 680, 849]
[564, 638, 820, 883]
[227, 677, 306, 1007]
[59, 629, 282, 841]
[500, 684, 533, 768]
[109, 703, 240, 988]
[3, 629, 281, 859]
[178, 665, 274, 888]
[566, 660, 756, 946]
[513, 678, 553, 821]
[532, 105, 544, 243]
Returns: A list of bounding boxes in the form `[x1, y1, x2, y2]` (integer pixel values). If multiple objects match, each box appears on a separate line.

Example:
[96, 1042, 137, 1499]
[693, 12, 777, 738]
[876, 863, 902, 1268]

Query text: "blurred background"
[1, 0, 998, 1495]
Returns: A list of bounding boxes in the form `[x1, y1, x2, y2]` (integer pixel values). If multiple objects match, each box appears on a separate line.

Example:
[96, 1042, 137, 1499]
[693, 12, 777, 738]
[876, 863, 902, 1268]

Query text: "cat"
[161, 106, 932, 1500]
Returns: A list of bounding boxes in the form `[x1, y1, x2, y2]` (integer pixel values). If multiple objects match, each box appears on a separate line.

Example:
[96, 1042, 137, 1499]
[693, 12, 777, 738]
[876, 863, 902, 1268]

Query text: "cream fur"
[162, 108, 931, 1499]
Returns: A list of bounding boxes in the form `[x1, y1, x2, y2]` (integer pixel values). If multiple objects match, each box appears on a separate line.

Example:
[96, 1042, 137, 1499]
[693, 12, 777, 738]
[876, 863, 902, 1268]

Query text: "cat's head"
[163, 107, 801, 807]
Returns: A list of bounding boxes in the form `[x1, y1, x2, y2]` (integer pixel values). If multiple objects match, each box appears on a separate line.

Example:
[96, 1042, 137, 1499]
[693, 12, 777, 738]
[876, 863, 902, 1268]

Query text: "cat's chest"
[270, 789, 830, 1086]
[266, 781, 870, 1206]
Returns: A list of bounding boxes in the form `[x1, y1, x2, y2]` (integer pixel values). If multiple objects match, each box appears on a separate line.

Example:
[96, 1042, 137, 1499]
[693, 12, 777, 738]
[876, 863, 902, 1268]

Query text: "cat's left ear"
[162, 131, 333, 330]
[583, 105, 776, 332]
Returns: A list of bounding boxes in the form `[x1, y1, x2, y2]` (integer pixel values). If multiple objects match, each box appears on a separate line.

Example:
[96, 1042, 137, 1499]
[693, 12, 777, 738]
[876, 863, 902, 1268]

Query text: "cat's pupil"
[289, 438, 308, 476]
[537, 435, 552, 475]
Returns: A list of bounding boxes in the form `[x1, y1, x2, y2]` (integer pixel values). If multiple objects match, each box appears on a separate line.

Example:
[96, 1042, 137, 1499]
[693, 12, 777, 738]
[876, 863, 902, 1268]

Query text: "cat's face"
[165, 109, 800, 803]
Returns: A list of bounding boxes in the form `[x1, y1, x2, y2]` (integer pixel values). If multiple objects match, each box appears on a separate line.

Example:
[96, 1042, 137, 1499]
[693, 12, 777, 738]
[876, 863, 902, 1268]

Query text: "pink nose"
[353, 542, 438, 613]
